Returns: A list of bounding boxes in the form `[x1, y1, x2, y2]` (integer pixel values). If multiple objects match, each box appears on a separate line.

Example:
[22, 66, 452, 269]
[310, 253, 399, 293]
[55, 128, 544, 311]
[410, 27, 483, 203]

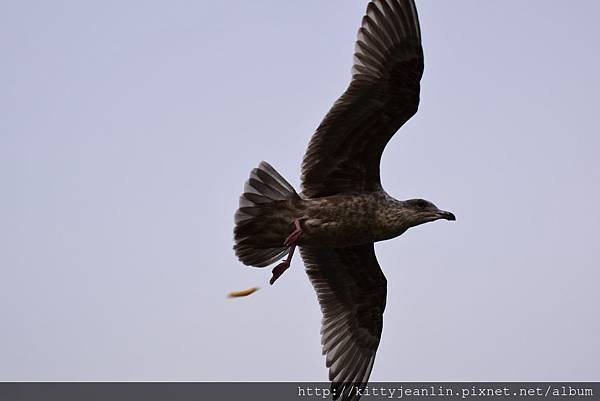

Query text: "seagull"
[233, 0, 454, 399]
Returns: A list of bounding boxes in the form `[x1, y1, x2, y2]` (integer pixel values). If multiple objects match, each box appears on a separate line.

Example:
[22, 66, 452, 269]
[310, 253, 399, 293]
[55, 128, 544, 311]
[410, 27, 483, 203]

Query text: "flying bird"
[233, 0, 454, 399]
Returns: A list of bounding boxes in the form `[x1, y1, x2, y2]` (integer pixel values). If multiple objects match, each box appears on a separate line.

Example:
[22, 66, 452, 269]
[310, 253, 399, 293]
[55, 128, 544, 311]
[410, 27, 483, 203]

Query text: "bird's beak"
[437, 210, 456, 221]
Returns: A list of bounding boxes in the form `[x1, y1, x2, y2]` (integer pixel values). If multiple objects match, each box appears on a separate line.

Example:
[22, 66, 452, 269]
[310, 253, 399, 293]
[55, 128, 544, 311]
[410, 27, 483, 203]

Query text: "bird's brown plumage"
[232, 1, 446, 400]
[301, 0, 423, 199]
[298, 1, 423, 397]
[301, 244, 386, 400]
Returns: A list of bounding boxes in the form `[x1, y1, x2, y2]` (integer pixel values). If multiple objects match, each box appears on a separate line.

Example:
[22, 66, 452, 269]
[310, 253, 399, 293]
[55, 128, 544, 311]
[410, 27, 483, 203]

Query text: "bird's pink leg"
[284, 219, 302, 247]
[270, 219, 302, 285]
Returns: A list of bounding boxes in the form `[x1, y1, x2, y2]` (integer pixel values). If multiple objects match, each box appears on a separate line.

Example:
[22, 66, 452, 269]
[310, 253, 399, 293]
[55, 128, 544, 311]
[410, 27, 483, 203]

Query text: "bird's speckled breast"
[295, 191, 405, 248]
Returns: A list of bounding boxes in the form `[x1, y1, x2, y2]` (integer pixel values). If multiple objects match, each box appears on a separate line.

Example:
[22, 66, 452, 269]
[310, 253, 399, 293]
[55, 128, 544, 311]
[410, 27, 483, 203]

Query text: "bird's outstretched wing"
[301, 0, 424, 198]
[300, 244, 387, 401]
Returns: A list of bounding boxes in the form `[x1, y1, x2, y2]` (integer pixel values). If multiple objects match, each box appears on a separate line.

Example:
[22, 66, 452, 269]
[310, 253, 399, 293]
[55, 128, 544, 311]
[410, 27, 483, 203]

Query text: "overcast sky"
[1, 0, 599, 382]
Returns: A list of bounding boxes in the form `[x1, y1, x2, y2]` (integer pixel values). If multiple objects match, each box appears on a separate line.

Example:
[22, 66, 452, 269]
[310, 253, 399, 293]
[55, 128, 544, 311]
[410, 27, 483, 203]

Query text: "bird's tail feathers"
[234, 162, 300, 267]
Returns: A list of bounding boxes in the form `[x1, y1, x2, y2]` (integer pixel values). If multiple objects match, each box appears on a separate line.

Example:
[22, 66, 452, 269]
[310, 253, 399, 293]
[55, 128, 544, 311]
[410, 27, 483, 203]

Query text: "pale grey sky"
[1, 0, 599, 381]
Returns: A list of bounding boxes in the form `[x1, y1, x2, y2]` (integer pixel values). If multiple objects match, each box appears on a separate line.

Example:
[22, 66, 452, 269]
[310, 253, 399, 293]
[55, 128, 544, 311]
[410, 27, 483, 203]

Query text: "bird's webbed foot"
[270, 219, 303, 285]
[269, 259, 291, 285]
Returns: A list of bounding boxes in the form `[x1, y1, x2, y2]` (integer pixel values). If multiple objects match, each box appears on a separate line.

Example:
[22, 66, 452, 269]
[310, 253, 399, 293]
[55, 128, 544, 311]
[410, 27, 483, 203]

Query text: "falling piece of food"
[227, 287, 260, 298]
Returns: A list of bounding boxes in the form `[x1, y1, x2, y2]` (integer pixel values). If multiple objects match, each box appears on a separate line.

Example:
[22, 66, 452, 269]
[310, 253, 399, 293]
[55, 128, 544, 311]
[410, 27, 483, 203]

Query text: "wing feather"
[301, 0, 424, 198]
[301, 244, 387, 401]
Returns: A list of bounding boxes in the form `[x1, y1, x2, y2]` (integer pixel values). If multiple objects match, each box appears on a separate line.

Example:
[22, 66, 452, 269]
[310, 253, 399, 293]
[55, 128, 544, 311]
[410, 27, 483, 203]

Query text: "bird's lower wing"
[300, 244, 387, 401]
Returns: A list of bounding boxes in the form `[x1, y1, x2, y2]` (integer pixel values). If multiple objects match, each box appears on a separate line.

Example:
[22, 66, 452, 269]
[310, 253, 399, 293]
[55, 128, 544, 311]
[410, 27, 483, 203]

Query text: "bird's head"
[401, 198, 456, 227]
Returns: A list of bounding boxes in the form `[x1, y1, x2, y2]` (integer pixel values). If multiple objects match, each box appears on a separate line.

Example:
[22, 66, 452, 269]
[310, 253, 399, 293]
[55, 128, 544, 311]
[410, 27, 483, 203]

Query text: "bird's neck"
[372, 196, 411, 242]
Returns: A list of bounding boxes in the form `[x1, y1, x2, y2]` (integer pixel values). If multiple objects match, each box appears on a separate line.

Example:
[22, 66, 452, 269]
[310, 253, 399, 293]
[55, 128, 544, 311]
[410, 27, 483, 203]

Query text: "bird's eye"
[416, 200, 428, 208]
